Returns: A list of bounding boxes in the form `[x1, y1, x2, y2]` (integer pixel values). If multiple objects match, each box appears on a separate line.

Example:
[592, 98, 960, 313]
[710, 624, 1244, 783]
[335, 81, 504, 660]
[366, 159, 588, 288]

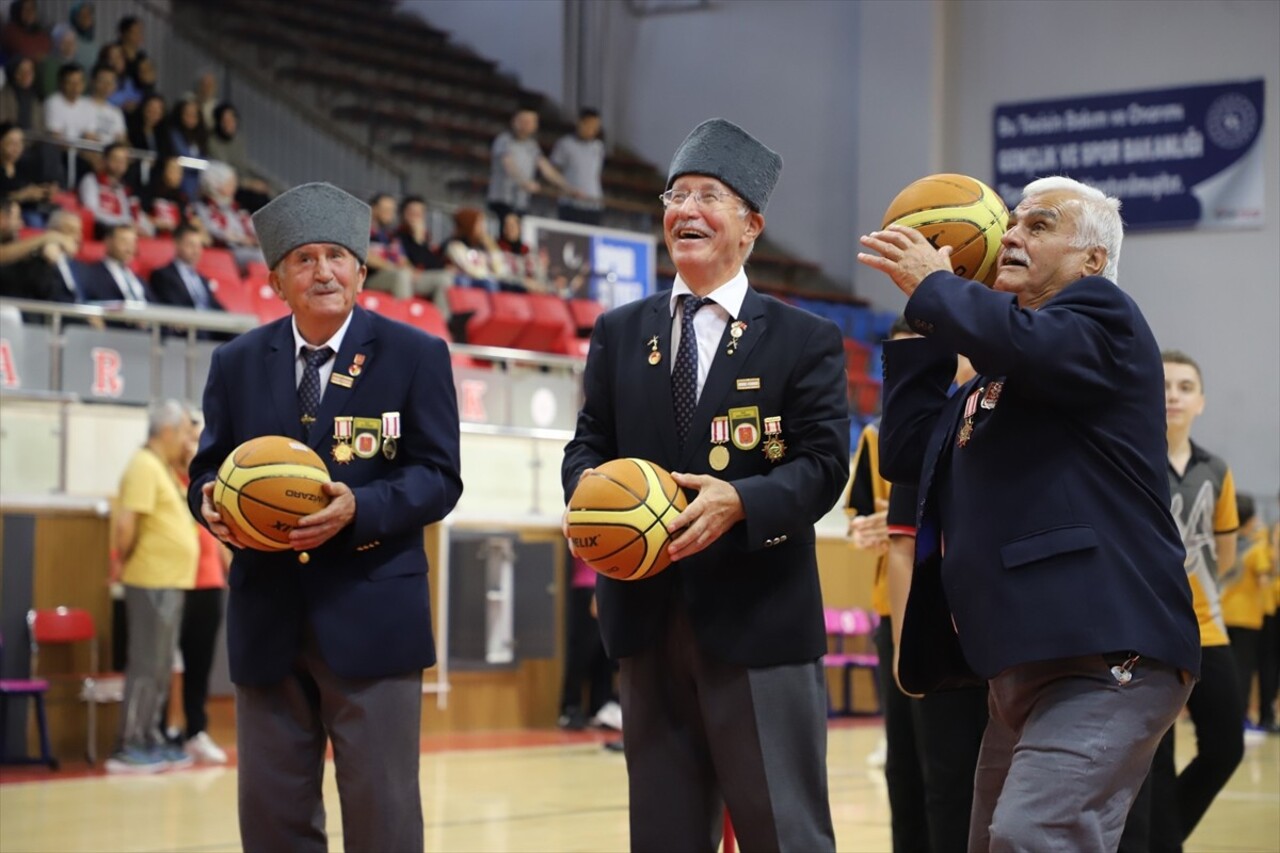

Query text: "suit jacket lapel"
[680, 287, 767, 470]
[642, 298, 680, 466]
[266, 319, 302, 439]
[309, 306, 376, 452]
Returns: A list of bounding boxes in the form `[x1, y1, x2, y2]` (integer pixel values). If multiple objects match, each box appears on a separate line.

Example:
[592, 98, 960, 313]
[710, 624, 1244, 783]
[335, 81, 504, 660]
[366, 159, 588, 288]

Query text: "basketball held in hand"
[567, 458, 688, 581]
[213, 436, 332, 551]
[882, 173, 1009, 286]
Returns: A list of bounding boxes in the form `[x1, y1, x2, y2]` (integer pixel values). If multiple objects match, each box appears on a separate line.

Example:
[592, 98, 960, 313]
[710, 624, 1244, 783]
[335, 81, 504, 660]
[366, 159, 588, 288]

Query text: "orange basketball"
[566, 458, 688, 581]
[882, 173, 1009, 286]
[213, 436, 332, 551]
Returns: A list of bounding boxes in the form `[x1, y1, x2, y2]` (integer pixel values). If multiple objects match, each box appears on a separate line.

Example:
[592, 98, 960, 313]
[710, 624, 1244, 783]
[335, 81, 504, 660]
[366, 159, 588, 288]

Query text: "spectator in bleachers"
[0, 56, 45, 131]
[150, 222, 224, 312]
[126, 92, 165, 167]
[133, 55, 156, 101]
[112, 15, 146, 88]
[487, 106, 574, 221]
[204, 103, 271, 211]
[397, 195, 446, 272]
[36, 23, 77, 98]
[192, 159, 261, 270]
[79, 141, 151, 237]
[141, 155, 198, 237]
[496, 211, 547, 292]
[85, 63, 126, 144]
[364, 190, 411, 298]
[0, 195, 79, 301]
[166, 97, 206, 199]
[95, 42, 140, 113]
[44, 61, 102, 174]
[1, 122, 55, 225]
[445, 205, 507, 292]
[1, 0, 51, 62]
[68, 1, 97, 70]
[193, 70, 218, 129]
[80, 221, 150, 302]
[551, 107, 605, 225]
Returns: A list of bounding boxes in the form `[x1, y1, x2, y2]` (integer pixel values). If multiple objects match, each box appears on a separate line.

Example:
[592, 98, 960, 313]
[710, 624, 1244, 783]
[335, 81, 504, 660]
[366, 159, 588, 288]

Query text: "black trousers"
[1227, 625, 1260, 721]
[558, 204, 602, 226]
[560, 586, 613, 715]
[179, 587, 225, 738]
[1259, 613, 1279, 726]
[914, 678, 988, 852]
[874, 618, 929, 853]
[1122, 644, 1244, 851]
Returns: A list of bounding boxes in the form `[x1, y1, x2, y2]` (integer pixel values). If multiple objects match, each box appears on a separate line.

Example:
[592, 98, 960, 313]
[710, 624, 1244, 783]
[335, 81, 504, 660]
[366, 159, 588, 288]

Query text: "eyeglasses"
[658, 188, 744, 209]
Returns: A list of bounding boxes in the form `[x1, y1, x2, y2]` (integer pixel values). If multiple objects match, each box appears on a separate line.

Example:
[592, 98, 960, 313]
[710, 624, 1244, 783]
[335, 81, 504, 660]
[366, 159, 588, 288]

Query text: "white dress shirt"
[667, 268, 749, 401]
[104, 257, 147, 302]
[291, 311, 354, 403]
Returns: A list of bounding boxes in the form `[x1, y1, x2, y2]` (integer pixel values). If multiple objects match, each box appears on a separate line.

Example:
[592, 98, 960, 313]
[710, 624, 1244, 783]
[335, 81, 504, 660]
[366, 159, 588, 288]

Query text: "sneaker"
[866, 737, 888, 768]
[591, 700, 623, 731]
[603, 739, 625, 753]
[160, 743, 195, 770]
[557, 706, 587, 731]
[185, 731, 228, 765]
[104, 745, 170, 774]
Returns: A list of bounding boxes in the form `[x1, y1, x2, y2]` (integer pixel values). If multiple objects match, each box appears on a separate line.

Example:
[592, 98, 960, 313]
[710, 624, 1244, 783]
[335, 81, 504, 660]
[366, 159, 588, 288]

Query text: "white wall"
[939, 0, 1280, 497]
[401, 0, 567, 106]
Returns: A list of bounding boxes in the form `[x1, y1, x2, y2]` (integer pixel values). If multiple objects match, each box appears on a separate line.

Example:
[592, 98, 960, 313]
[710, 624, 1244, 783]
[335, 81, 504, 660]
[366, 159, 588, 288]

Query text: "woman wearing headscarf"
[1, 0, 52, 61]
[37, 23, 79, 98]
[0, 56, 45, 132]
[68, 2, 98, 69]
[204, 103, 271, 211]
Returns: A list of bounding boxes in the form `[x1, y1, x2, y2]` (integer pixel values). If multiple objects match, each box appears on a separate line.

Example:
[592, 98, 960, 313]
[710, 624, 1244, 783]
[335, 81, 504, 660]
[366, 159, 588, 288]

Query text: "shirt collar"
[668, 267, 749, 319]
[291, 310, 354, 358]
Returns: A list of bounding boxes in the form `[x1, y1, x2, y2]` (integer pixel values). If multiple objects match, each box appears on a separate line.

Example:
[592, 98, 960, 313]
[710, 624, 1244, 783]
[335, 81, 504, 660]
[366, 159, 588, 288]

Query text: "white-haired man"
[106, 399, 199, 773]
[193, 160, 262, 269]
[857, 176, 1199, 852]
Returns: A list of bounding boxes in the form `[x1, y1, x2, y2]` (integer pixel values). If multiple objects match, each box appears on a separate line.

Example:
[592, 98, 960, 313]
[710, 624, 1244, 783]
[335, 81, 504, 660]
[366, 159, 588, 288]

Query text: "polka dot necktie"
[297, 345, 334, 436]
[673, 295, 710, 443]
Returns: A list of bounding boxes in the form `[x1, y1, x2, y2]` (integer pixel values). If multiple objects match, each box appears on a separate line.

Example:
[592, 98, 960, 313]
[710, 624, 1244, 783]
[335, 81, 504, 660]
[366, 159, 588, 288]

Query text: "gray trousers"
[118, 586, 184, 750]
[620, 602, 836, 853]
[235, 629, 424, 853]
[970, 655, 1193, 853]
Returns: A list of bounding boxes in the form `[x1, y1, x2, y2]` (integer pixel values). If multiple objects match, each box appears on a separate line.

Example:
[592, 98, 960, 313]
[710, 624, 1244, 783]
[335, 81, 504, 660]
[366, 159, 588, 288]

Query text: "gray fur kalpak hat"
[252, 182, 370, 268]
[666, 118, 782, 213]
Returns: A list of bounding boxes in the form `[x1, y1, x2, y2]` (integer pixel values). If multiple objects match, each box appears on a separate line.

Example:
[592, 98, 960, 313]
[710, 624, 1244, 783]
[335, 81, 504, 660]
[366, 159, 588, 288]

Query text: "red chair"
[28, 607, 122, 764]
[822, 607, 881, 717]
[51, 189, 80, 211]
[843, 338, 871, 376]
[244, 260, 269, 282]
[404, 298, 451, 341]
[75, 240, 107, 265]
[77, 207, 96, 240]
[0, 635, 56, 769]
[567, 298, 605, 336]
[356, 290, 408, 322]
[445, 287, 491, 344]
[254, 282, 291, 325]
[849, 376, 883, 416]
[196, 248, 242, 292]
[475, 291, 533, 348]
[513, 293, 574, 352]
[207, 276, 257, 316]
[133, 237, 175, 281]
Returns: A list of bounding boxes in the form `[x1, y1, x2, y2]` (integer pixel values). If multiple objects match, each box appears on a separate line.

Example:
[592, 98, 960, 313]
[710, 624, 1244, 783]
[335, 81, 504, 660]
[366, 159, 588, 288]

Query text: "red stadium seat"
[475, 291, 534, 348]
[512, 293, 574, 352]
[245, 260, 269, 282]
[445, 287, 490, 344]
[51, 190, 80, 211]
[567, 298, 604, 336]
[77, 207, 95, 240]
[356, 290, 408, 321]
[843, 339, 870, 376]
[134, 237, 175, 281]
[849, 376, 882, 416]
[403, 298, 451, 341]
[196, 248, 242, 291]
[76, 240, 106, 265]
[553, 330, 590, 358]
[254, 283, 291, 325]
[207, 276, 256, 316]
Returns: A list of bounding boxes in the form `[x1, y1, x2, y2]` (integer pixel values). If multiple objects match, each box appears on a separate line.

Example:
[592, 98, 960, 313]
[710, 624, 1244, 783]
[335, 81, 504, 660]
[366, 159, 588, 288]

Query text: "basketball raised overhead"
[882, 173, 1009, 286]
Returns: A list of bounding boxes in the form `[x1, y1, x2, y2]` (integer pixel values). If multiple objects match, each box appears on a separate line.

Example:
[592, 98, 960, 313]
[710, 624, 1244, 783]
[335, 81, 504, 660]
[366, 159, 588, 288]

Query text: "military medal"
[762, 416, 786, 463]
[957, 387, 982, 448]
[349, 352, 366, 377]
[709, 416, 730, 471]
[980, 380, 1004, 410]
[381, 411, 401, 460]
[728, 406, 761, 450]
[647, 335, 661, 366]
[726, 320, 747, 356]
[332, 416, 354, 463]
[352, 417, 382, 459]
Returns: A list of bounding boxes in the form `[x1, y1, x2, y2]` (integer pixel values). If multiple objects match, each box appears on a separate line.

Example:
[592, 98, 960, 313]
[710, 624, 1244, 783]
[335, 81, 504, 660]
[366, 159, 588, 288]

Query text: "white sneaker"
[591, 700, 623, 731]
[866, 737, 887, 768]
[184, 731, 228, 765]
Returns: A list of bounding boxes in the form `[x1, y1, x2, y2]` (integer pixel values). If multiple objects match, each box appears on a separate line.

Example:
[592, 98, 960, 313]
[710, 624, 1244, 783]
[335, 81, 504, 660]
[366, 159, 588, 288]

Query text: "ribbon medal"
[709, 416, 730, 471]
[762, 416, 786, 463]
[332, 416, 354, 464]
[381, 411, 401, 460]
[957, 386, 982, 448]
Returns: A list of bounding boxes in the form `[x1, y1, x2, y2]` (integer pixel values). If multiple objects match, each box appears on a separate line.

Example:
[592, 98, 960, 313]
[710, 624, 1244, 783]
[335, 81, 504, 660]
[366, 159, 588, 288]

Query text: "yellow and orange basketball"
[883, 173, 1009, 286]
[567, 458, 688, 581]
[213, 435, 332, 551]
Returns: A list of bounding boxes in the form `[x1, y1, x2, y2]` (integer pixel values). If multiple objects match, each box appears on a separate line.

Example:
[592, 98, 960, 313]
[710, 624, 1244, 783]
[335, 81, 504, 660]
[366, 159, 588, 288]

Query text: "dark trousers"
[180, 587, 225, 738]
[1125, 644, 1244, 850]
[560, 586, 613, 715]
[1227, 625, 1260, 723]
[1259, 613, 1279, 726]
[558, 204, 602, 226]
[874, 618, 930, 853]
[915, 680, 988, 851]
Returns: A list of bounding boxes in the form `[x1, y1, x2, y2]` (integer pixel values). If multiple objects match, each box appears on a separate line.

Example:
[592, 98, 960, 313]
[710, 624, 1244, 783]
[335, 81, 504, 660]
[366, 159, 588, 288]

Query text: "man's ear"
[268, 268, 284, 298]
[1082, 246, 1106, 278]
[745, 211, 765, 242]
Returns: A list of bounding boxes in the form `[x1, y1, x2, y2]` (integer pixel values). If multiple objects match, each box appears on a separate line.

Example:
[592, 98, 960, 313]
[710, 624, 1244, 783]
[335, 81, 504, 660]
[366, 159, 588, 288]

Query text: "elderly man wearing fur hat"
[188, 182, 462, 853]
[563, 118, 849, 851]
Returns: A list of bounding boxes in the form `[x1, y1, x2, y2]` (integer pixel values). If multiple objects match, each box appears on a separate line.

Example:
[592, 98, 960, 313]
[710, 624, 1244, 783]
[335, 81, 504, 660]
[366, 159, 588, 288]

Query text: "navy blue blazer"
[149, 262, 225, 311]
[879, 272, 1199, 693]
[79, 260, 154, 302]
[187, 305, 462, 686]
[562, 287, 850, 667]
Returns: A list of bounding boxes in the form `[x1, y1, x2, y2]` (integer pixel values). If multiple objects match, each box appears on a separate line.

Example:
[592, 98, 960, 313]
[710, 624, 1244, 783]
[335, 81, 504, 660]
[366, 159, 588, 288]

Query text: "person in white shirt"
[78, 142, 151, 237]
[551, 108, 606, 225]
[43, 63, 97, 142]
[86, 65, 127, 145]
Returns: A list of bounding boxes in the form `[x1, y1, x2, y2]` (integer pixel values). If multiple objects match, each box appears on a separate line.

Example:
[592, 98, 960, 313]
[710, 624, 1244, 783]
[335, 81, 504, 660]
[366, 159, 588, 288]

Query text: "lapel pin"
[349, 352, 366, 377]
[647, 334, 662, 366]
[726, 321, 747, 356]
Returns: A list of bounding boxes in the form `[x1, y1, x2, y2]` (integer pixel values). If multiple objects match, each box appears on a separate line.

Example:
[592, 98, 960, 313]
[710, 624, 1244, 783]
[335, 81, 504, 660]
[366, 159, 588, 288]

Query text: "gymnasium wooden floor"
[1, 716, 1277, 852]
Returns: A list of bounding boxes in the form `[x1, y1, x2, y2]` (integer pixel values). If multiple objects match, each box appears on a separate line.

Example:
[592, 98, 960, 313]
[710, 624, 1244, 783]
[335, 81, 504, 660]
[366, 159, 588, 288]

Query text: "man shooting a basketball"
[562, 118, 849, 851]
[857, 176, 1199, 851]
[188, 182, 462, 852]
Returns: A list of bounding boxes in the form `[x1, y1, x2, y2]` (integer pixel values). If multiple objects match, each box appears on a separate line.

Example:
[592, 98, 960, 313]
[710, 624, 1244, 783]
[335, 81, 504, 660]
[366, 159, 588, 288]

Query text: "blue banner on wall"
[993, 80, 1265, 230]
